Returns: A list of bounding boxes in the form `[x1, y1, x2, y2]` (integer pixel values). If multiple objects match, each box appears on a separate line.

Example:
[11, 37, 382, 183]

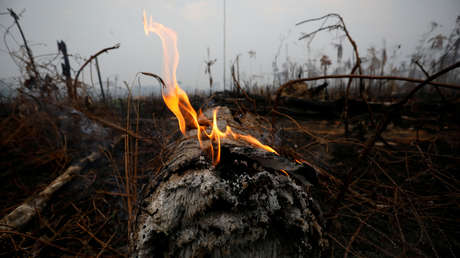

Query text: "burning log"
[131, 107, 326, 257]
[135, 13, 326, 257]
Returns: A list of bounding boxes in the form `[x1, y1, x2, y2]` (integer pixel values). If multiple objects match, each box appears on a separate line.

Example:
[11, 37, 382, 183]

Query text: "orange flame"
[143, 10, 277, 165]
[280, 169, 289, 176]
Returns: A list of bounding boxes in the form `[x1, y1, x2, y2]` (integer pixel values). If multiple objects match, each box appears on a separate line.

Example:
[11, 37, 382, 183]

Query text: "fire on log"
[134, 14, 326, 257]
[131, 107, 326, 257]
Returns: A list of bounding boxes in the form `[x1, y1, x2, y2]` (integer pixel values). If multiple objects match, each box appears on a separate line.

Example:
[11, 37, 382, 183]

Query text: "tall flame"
[143, 10, 277, 165]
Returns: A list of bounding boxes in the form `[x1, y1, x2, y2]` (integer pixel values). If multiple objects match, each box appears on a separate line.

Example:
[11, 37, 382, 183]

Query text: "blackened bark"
[131, 107, 326, 257]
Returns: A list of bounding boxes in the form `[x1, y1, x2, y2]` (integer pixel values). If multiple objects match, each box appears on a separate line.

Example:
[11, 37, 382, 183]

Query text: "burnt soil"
[1, 92, 459, 257]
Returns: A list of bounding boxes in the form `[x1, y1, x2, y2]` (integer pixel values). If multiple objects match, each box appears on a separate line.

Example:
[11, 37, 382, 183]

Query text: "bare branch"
[299, 25, 343, 40]
[73, 43, 120, 100]
[296, 13, 342, 26]
[414, 59, 447, 101]
[277, 74, 460, 93]
[141, 72, 166, 89]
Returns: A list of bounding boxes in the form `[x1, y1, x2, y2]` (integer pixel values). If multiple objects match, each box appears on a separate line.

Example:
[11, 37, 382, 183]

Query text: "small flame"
[280, 169, 289, 176]
[143, 11, 277, 165]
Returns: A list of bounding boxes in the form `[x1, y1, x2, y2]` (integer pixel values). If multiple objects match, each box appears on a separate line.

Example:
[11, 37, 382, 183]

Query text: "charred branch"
[57, 40, 73, 101]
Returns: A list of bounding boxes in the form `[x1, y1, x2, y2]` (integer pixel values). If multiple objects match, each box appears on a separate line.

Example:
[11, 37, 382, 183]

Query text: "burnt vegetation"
[0, 9, 459, 257]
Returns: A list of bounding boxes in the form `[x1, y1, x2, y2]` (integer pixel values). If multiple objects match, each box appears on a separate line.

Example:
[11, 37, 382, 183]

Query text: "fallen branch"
[0, 151, 101, 233]
[275, 74, 460, 96]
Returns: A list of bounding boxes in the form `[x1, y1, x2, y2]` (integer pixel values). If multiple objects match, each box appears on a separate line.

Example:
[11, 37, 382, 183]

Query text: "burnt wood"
[131, 107, 326, 258]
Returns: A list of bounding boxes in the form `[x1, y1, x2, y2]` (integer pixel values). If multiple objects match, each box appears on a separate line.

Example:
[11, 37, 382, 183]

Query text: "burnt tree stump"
[131, 107, 327, 257]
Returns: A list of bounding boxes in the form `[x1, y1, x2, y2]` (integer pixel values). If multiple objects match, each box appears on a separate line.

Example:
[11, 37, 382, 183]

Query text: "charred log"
[131, 107, 326, 257]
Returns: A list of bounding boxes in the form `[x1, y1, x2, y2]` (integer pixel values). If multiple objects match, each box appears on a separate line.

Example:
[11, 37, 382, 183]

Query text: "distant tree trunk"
[95, 57, 106, 104]
[57, 40, 73, 102]
[131, 107, 326, 257]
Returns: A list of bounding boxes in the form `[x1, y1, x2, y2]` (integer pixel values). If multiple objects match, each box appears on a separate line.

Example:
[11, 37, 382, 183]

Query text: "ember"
[142, 10, 277, 165]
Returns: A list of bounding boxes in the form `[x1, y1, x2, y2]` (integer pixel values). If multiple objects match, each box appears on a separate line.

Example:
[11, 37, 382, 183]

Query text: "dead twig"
[413, 59, 447, 102]
[231, 64, 257, 110]
[76, 223, 124, 256]
[270, 109, 324, 142]
[343, 214, 370, 258]
[141, 72, 166, 88]
[0, 230, 78, 255]
[123, 81, 133, 249]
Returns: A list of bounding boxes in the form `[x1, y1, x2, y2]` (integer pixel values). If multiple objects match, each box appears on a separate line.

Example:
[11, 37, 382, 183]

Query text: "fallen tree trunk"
[131, 107, 327, 257]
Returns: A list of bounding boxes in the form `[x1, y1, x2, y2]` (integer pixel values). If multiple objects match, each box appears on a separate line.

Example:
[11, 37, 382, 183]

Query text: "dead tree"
[131, 107, 326, 257]
[57, 40, 73, 101]
[8, 9, 41, 89]
[205, 47, 217, 96]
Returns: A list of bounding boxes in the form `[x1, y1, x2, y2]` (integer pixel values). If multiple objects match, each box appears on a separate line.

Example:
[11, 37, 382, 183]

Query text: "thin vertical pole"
[95, 57, 106, 104]
[223, 0, 226, 91]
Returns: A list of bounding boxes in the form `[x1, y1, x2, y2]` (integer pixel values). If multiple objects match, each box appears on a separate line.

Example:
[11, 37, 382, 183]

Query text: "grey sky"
[0, 0, 459, 92]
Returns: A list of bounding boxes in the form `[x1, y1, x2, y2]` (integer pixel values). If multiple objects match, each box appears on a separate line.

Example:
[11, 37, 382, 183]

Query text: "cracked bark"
[131, 107, 326, 257]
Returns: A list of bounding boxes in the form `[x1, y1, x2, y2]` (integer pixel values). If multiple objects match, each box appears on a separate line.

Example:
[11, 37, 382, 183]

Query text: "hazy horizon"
[0, 0, 459, 93]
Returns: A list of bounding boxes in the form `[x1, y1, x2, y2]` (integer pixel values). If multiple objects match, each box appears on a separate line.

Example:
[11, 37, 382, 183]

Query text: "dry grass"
[273, 111, 460, 257]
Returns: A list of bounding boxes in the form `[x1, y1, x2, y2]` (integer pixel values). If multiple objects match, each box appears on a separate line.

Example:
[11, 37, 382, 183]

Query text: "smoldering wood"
[131, 107, 326, 258]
